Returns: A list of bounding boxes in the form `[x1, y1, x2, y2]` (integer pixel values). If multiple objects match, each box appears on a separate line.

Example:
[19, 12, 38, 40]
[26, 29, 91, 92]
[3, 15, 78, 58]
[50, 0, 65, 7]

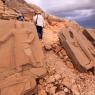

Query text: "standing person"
[33, 12, 44, 39]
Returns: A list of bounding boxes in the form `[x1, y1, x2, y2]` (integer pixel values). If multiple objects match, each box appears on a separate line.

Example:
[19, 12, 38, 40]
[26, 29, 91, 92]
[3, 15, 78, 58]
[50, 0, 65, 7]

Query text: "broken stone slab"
[82, 29, 95, 47]
[59, 31, 88, 72]
[62, 77, 72, 89]
[73, 28, 95, 63]
[0, 73, 37, 95]
[71, 28, 95, 74]
[58, 28, 95, 72]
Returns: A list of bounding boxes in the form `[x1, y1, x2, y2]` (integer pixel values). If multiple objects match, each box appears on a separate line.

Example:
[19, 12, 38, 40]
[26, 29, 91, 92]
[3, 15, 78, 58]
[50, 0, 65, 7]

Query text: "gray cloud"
[25, 0, 95, 28]
[40, 0, 95, 11]
[25, 0, 94, 10]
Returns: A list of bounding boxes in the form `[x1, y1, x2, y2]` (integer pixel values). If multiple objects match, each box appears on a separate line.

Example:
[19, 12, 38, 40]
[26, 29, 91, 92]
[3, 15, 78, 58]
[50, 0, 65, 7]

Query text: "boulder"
[58, 27, 95, 72]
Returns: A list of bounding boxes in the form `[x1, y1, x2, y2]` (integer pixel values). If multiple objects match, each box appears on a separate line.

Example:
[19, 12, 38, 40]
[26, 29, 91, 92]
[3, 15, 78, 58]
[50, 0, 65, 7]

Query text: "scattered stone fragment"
[55, 91, 65, 95]
[51, 43, 63, 54]
[44, 44, 52, 51]
[49, 86, 57, 95]
[47, 76, 55, 83]
[64, 87, 69, 93]
[66, 61, 74, 69]
[62, 77, 72, 89]
[63, 56, 69, 62]
[47, 67, 56, 75]
[71, 83, 81, 95]
[54, 74, 61, 80]
[58, 52, 64, 59]
[38, 90, 47, 95]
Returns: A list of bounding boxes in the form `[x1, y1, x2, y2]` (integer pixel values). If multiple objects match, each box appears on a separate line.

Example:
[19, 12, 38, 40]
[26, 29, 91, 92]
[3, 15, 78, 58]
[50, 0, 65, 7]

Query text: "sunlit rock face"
[0, 0, 17, 19]
[0, 0, 44, 20]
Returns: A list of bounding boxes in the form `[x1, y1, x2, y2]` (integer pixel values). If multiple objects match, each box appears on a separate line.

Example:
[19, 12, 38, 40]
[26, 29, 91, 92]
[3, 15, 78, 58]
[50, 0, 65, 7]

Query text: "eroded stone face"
[0, 1, 47, 94]
[0, 20, 45, 69]
[0, 20, 46, 95]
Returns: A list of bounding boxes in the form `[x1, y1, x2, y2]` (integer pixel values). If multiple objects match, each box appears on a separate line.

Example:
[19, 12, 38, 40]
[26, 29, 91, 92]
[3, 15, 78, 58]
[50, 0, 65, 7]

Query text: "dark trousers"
[36, 25, 43, 39]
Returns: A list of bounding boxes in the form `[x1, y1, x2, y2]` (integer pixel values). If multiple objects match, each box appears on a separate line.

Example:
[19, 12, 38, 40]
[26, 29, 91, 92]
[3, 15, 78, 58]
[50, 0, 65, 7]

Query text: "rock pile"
[35, 65, 81, 95]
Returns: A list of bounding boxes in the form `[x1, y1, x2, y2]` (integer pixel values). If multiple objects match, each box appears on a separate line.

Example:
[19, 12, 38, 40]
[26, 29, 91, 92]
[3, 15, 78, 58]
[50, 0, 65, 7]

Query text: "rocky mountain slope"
[0, 0, 95, 95]
[0, 0, 85, 35]
[1, 0, 43, 20]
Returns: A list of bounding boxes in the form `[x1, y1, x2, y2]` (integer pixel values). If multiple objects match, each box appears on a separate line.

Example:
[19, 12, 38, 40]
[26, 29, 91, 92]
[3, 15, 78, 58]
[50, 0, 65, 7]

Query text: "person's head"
[36, 11, 42, 15]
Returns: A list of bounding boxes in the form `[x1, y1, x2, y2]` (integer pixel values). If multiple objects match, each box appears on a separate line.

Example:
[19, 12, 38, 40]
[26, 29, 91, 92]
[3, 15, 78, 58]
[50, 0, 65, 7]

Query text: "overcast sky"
[25, 0, 95, 28]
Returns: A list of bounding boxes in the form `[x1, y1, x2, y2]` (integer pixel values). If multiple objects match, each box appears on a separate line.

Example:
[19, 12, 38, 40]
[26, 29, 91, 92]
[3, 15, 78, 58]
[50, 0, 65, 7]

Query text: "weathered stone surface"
[0, 73, 36, 95]
[0, 20, 45, 69]
[0, 20, 47, 95]
[82, 29, 95, 47]
[58, 27, 95, 72]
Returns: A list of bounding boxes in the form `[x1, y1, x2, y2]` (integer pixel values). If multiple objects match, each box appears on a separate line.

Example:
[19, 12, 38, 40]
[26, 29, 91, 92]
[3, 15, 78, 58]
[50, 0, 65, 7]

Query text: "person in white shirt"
[33, 12, 44, 39]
